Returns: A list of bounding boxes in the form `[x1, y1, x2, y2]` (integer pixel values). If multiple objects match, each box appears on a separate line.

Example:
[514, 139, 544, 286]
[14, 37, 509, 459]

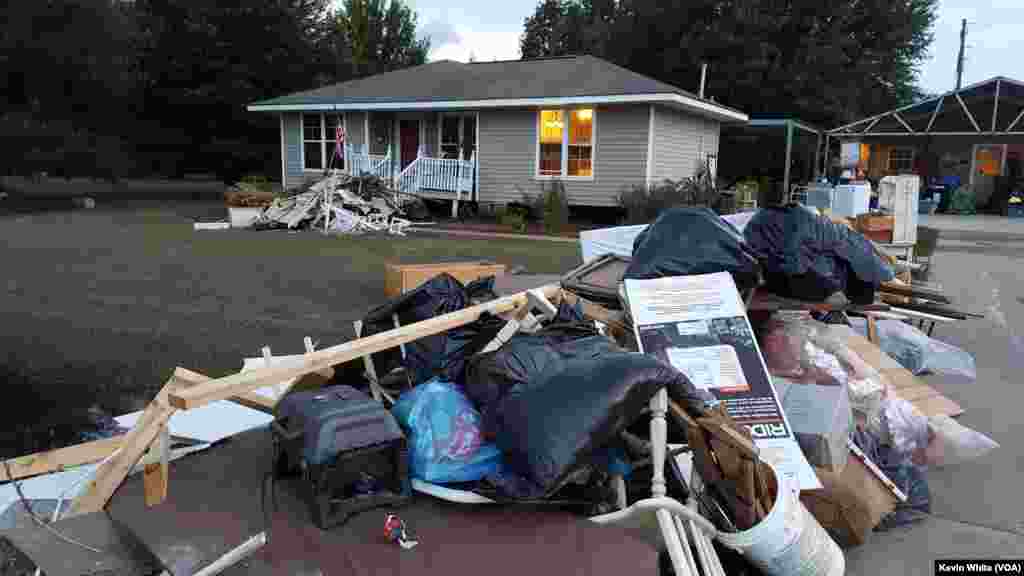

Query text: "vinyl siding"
[282, 113, 309, 190]
[346, 112, 366, 150]
[478, 104, 648, 207]
[650, 105, 720, 183]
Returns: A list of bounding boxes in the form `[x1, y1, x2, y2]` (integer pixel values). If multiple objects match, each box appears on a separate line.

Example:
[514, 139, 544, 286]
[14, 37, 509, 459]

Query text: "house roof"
[829, 76, 1024, 136]
[247, 55, 748, 123]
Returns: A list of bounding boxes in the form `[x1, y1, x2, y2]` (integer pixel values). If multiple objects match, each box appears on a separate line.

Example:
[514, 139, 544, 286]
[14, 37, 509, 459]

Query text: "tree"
[333, 0, 430, 78]
[519, 0, 939, 127]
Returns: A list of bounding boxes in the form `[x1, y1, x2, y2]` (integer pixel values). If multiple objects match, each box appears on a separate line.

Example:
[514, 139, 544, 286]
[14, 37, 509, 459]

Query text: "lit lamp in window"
[576, 109, 593, 121]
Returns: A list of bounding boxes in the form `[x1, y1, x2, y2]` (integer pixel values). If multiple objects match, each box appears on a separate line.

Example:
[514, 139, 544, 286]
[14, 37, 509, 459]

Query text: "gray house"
[248, 55, 748, 211]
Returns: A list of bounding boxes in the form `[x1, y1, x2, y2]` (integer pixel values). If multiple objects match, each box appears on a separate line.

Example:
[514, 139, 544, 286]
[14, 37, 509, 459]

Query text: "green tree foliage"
[520, 0, 939, 127]
[334, 0, 430, 78]
[1, 0, 430, 181]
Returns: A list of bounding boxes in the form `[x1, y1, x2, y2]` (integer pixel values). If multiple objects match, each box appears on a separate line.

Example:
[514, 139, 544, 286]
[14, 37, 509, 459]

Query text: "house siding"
[478, 104, 649, 207]
[650, 105, 720, 183]
[347, 112, 366, 150]
[282, 113, 309, 190]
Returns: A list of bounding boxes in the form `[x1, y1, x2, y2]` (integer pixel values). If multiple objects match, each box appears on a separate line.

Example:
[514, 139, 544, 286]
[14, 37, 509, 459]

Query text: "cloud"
[428, 28, 521, 62]
[418, 19, 462, 47]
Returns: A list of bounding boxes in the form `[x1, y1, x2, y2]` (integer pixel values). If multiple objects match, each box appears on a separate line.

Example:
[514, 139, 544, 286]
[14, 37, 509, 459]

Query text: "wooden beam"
[143, 424, 169, 507]
[68, 367, 207, 516]
[169, 284, 562, 410]
[0, 436, 124, 482]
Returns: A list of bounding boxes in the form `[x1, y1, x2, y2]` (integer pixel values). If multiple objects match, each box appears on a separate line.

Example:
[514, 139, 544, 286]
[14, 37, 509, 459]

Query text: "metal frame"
[829, 76, 1024, 137]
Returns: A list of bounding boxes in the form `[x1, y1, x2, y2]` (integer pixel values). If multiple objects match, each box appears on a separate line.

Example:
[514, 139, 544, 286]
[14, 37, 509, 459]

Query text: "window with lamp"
[888, 148, 914, 173]
[303, 113, 345, 171]
[538, 108, 594, 178]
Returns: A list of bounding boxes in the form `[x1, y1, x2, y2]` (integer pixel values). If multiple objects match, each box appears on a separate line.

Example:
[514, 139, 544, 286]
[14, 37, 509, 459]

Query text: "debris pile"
[253, 173, 428, 235]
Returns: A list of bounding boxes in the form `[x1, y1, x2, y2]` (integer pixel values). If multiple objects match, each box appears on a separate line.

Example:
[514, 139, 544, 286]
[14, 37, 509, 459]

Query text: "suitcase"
[273, 385, 410, 529]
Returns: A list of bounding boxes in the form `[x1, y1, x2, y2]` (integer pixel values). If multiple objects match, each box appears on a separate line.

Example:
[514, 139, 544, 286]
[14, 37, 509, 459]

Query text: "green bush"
[496, 205, 528, 232]
[618, 165, 721, 224]
[531, 180, 570, 234]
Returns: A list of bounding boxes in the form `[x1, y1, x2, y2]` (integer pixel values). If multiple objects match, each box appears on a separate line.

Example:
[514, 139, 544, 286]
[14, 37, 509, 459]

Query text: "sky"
[408, 0, 1024, 96]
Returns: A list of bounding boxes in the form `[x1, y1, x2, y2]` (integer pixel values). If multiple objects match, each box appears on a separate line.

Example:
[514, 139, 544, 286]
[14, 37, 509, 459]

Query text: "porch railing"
[346, 147, 393, 181]
[397, 155, 475, 197]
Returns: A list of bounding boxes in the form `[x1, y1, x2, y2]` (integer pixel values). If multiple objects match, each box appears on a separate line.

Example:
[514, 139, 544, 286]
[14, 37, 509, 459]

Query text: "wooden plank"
[867, 314, 879, 343]
[879, 282, 950, 304]
[0, 435, 124, 482]
[913, 394, 964, 418]
[886, 307, 958, 323]
[892, 384, 942, 402]
[68, 367, 207, 516]
[169, 284, 562, 410]
[143, 424, 170, 507]
[384, 261, 506, 298]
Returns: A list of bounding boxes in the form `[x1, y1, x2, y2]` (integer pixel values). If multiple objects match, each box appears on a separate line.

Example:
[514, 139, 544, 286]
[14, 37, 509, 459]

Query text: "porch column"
[783, 120, 794, 202]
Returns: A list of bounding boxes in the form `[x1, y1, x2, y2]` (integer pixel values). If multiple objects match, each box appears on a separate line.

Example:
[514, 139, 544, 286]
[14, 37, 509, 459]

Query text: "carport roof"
[829, 77, 1024, 137]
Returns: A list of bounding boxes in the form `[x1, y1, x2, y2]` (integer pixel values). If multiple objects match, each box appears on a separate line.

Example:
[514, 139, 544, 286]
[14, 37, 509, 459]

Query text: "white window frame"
[439, 113, 474, 160]
[301, 113, 346, 172]
[534, 107, 596, 181]
[887, 147, 915, 173]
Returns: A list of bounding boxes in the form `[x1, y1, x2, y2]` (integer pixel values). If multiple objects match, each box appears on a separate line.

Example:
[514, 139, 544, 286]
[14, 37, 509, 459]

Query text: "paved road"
[847, 218, 1024, 574]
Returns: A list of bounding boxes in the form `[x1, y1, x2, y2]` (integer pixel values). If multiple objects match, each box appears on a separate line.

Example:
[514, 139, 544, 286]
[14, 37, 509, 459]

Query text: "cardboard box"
[384, 261, 506, 297]
[800, 454, 898, 547]
[774, 379, 852, 473]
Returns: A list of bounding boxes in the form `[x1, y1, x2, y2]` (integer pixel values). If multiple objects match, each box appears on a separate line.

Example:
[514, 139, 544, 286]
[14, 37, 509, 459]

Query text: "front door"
[400, 120, 419, 170]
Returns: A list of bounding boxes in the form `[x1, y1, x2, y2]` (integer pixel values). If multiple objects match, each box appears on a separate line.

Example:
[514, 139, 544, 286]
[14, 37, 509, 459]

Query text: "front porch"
[338, 111, 479, 211]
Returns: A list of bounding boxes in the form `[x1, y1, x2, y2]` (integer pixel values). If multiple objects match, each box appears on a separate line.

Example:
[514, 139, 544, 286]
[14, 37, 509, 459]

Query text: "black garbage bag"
[465, 318, 621, 438]
[743, 206, 894, 304]
[493, 352, 706, 496]
[624, 206, 762, 292]
[360, 273, 499, 385]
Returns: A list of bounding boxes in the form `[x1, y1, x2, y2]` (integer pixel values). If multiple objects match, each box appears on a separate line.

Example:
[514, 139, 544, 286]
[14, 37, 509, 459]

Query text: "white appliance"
[806, 184, 836, 211]
[879, 175, 920, 244]
[832, 183, 871, 218]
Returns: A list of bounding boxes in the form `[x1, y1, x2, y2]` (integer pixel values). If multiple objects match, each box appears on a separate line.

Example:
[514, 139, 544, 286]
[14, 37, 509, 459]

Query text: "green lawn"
[0, 199, 580, 457]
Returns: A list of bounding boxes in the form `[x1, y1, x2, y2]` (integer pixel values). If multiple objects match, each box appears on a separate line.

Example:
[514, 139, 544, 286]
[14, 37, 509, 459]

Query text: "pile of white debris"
[253, 173, 429, 235]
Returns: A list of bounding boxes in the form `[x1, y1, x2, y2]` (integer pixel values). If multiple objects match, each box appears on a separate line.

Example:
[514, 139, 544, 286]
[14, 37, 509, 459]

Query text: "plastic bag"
[760, 312, 889, 430]
[624, 206, 762, 292]
[494, 352, 704, 496]
[880, 397, 931, 459]
[465, 302, 621, 438]
[744, 206, 894, 304]
[849, 318, 977, 380]
[391, 378, 502, 484]
[924, 414, 999, 467]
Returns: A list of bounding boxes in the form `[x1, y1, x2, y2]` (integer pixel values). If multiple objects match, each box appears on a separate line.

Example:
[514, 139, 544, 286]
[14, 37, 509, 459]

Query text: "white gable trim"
[248, 93, 748, 124]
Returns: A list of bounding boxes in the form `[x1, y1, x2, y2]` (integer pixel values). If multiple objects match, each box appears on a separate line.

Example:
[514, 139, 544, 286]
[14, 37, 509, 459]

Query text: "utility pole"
[956, 18, 967, 90]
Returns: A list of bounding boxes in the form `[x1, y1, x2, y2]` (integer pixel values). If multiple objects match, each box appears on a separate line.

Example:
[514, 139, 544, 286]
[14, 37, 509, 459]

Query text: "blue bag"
[392, 378, 502, 484]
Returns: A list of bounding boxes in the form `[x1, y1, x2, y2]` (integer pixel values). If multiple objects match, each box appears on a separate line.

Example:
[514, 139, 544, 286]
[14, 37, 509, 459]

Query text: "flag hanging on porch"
[335, 126, 345, 160]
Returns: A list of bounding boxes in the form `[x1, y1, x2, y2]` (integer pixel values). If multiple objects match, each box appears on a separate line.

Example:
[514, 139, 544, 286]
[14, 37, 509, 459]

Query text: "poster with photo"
[624, 272, 820, 491]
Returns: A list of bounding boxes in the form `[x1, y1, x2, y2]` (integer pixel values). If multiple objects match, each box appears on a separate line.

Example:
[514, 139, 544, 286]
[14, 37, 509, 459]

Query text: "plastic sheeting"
[493, 351, 705, 496]
[392, 378, 502, 484]
[464, 301, 620, 437]
[623, 207, 761, 292]
[744, 206, 894, 304]
[849, 318, 977, 380]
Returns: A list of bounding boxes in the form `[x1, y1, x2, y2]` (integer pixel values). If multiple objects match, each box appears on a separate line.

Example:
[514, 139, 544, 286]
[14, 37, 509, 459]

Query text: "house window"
[302, 113, 344, 171]
[539, 110, 564, 176]
[568, 109, 593, 176]
[888, 148, 914, 173]
[537, 108, 594, 178]
[441, 116, 460, 159]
